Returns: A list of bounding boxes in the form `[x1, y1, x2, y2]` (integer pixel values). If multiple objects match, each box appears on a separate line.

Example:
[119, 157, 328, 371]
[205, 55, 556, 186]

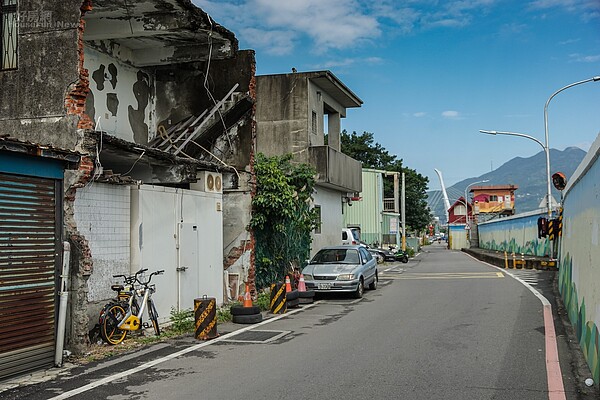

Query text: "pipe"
[55, 241, 71, 367]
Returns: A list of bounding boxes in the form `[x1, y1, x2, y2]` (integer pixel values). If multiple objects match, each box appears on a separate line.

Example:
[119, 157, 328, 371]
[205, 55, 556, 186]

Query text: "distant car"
[341, 228, 362, 246]
[302, 245, 378, 298]
[368, 249, 384, 264]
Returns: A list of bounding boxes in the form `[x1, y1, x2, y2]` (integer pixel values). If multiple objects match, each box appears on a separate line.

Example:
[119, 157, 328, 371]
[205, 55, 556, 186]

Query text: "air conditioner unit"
[196, 171, 222, 193]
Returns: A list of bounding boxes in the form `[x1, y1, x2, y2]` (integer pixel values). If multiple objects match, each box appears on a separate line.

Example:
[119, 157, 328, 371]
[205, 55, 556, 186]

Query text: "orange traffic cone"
[243, 283, 252, 307]
[285, 276, 292, 293]
[297, 274, 306, 292]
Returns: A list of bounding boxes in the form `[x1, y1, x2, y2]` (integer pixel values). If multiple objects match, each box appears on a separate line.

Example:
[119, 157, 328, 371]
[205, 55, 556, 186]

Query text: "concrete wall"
[0, 0, 83, 148]
[256, 74, 310, 163]
[478, 210, 549, 256]
[312, 186, 343, 256]
[83, 47, 156, 143]
[558, 134, 600, 384]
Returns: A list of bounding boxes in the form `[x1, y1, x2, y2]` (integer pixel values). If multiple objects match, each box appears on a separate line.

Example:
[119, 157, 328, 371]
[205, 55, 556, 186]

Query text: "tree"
[250, 153, 319, 289]
[339, 130, 431, 232]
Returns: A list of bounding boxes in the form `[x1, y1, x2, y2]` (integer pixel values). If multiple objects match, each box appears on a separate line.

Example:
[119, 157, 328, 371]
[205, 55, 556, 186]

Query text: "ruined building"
[0, 0, 255, 379]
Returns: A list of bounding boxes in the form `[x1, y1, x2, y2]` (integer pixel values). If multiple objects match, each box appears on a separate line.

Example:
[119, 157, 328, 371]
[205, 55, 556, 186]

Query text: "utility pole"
[401, 172, 406, 251]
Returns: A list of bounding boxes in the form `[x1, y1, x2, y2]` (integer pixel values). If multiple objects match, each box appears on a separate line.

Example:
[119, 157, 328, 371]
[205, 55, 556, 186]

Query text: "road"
[1, 243, 587, 399]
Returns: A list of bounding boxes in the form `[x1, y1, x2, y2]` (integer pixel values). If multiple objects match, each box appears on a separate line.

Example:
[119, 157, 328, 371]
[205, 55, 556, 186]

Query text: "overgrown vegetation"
[255, 291, 270, 311]
[250, 153, 319, 289]
[169, 308, 194, 334]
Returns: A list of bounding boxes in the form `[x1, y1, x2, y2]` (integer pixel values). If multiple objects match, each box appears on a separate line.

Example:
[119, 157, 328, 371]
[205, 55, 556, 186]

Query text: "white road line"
[48, 302, 321, 400]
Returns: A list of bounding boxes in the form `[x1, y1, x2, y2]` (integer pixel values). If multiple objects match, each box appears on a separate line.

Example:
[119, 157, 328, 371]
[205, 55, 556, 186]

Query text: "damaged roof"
[84, 0, 238, 67]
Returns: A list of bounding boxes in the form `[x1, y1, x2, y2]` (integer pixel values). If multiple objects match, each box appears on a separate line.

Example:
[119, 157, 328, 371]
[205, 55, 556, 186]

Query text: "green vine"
[251, 153, 319, 289]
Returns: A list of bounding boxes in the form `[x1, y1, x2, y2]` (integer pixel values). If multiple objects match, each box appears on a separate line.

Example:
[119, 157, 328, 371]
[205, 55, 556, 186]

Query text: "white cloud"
[441, 110, 461, 119]
[413, 112, 427, 117]
[194, 0, 501, 56]
[568, 53, 600, 63]
[240, 28, 296, 55]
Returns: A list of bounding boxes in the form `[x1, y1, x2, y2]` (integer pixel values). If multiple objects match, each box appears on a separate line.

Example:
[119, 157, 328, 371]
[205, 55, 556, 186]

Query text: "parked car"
[341, 228, 362, 246]
[302, 245, 378, 298]
[368, 248, 384, 264]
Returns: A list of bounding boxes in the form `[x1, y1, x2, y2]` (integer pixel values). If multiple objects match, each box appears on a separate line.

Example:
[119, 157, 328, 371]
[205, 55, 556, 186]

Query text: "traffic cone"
[243, 283, 252, 307]
[297, 274, 306, 292]
[285, 276, 292, 293]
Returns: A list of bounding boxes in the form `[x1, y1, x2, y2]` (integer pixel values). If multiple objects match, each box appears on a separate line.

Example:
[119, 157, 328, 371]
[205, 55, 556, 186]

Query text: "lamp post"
[464, 179, 489, 227]
[480, 128, 549, 206]
[544, 76, 600, 213]
[480, 129, 552, 257]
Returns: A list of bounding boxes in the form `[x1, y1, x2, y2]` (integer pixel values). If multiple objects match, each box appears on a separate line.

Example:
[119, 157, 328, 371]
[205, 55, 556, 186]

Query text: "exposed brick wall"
[64, 153, 95, 353]
[65, 0, 94, 130]
[247, 64, 257, 296]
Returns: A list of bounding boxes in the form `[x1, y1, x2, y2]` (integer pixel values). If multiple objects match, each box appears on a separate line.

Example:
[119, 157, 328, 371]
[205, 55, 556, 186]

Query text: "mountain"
[427, 147, 586, 223]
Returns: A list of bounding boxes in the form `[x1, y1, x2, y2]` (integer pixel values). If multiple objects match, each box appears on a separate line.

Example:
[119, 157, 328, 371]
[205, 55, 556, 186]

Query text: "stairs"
[149, 84, 252, 156]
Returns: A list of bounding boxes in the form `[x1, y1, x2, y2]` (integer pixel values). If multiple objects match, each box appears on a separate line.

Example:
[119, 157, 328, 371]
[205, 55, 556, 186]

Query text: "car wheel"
[354, 279, 364, 298]
[368, 273, 378, 290]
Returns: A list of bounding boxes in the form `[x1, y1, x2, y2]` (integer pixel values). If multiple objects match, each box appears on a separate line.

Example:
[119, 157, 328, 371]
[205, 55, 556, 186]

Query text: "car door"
[359, 247, 376, 282]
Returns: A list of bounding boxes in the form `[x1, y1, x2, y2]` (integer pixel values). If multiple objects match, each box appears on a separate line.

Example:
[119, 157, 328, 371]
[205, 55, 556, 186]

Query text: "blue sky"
[194, 0, 600, 190]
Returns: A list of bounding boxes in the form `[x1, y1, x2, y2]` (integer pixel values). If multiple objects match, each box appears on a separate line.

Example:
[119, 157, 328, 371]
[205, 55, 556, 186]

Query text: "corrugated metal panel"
[343, 170, 384, 244]
[0, 172, 59, 380]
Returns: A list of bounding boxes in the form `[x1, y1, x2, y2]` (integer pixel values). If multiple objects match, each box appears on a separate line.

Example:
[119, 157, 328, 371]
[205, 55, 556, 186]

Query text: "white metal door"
[178, 223, 200, 311]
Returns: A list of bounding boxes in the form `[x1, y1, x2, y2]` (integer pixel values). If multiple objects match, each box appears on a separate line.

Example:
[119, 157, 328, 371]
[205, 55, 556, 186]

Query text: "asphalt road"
[1, 244, 589, 399]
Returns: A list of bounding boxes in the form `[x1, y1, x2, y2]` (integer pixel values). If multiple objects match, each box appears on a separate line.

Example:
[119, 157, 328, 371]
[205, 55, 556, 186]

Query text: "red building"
[448, 197, 472, 224]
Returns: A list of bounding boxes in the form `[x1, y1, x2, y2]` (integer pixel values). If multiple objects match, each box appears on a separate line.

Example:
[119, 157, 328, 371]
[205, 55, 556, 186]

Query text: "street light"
[480, 128, 549, 209]
[544, 75, 600, 214]
[464, 179, 489, 227]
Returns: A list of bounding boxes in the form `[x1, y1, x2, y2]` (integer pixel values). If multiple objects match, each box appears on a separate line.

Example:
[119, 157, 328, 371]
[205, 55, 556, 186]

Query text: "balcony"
[308, 146, 361, 193]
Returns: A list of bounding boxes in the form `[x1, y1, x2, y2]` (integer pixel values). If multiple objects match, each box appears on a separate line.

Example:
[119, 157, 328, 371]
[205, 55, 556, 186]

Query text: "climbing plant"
[251, 153, 319, 289]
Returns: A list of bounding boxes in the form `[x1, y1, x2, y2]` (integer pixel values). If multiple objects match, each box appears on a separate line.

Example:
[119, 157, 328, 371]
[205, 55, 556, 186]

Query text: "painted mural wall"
[558, 135, 600, 384]
[448, 224, 467, 250]
[478, 210, 550, 256]
[83, 47, 156, 144]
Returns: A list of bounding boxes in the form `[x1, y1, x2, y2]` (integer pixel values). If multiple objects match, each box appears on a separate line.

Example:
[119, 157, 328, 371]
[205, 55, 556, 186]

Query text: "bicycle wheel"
[147, 300, 160, 336]
[101, 303, 128, 345]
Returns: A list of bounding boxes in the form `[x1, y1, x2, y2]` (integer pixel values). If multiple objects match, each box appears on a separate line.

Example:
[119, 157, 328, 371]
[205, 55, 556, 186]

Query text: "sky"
[193, 0, 600, 191]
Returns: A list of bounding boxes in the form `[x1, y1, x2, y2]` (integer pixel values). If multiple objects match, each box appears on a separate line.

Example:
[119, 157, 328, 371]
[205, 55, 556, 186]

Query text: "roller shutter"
[0, 172, 61, 380]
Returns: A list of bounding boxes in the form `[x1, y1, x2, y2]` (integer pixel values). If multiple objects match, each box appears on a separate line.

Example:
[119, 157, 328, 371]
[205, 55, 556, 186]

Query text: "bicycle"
[100, 269, 164, 345]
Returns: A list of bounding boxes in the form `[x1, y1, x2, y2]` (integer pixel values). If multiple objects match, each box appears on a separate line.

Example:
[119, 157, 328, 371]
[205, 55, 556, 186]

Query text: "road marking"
[47, 303, 321, 400]
[466, 254, 566, 400]
[388, 272, 504, 280]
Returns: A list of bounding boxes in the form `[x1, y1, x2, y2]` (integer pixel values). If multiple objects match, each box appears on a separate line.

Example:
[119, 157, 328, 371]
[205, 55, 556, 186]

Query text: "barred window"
[1, 0, 17, 70]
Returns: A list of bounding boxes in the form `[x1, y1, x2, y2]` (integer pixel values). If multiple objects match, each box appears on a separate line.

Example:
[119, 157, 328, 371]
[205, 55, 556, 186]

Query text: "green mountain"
[427, 147, 586, 222]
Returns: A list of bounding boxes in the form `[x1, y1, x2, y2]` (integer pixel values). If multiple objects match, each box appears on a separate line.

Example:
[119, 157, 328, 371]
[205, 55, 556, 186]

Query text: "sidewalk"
[462, 246, 557, 270]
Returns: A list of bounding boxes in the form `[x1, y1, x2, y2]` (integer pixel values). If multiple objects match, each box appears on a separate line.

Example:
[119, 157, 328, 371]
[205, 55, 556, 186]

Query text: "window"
[489, 195, 498, 202]
[1, 0, 17, 70]
[311, 111, 317, 135]
[314, 205, 321, 234]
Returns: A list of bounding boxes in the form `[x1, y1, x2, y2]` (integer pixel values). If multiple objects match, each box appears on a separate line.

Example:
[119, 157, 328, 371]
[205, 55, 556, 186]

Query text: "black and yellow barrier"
[269, 282, 286, 314]
[194, 297, 218, 340]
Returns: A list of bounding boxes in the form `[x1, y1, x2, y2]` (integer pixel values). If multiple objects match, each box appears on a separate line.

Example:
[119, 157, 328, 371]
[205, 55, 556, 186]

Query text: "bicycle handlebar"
[134, 269, 164, 286]
[113, 268, 158, 285]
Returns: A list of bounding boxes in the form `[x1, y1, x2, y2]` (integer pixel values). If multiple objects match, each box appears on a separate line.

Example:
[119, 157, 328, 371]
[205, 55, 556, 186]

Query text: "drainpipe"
[55, 242, 71, 367]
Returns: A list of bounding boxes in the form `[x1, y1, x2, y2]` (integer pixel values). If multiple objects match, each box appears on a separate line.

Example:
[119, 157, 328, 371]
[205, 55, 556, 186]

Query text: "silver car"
[302, 245, 378, 298]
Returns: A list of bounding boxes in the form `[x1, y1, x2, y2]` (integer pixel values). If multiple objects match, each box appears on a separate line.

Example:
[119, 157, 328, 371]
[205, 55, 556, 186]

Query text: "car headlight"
[303, 274, 313, 280]
[337, 274, 355, 281]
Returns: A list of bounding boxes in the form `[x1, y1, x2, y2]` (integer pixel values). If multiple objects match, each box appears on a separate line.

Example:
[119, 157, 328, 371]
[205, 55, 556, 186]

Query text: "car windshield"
[311, 249, 360, 264]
